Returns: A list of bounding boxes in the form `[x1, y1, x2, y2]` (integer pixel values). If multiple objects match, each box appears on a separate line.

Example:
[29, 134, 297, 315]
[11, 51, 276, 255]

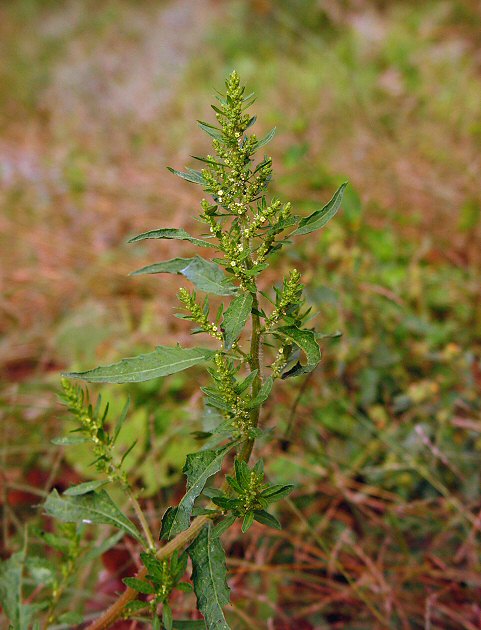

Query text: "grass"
[1, 0, 480, 627]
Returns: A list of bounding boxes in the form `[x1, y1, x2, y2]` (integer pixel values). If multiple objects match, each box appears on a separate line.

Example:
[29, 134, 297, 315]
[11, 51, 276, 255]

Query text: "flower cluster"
[59, 379, 127, 484]
[177, 288, 223, 341]
[264, 269, 303, 330]
[212, 459, 293, 533]
[206, 354, 252, 437]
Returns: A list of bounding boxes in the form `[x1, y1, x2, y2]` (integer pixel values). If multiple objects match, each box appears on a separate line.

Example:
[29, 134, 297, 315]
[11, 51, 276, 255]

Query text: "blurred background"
[1, 0, 481, 627]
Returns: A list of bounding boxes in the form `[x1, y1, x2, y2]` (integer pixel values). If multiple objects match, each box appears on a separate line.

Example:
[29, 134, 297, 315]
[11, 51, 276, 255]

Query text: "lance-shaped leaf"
[276, 326, 321, 377]
[133, 256, 237, 297]
[292, 182, 347, 236]
[131, 257, 195, 276]
[167, 167, 205, 185]
[188, 526, 231, 630]
[254, 127, 276, 150]
[63, 346, 216, 383]
[162, 445, 232, 540]
[44, 489, 144, 543]
[182, 257, 237, 296]
[222, 293, 253, 349]
[128, 228, 216, 249]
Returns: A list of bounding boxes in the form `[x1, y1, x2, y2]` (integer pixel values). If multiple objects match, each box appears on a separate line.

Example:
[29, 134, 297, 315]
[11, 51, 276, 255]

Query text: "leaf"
[241, 512, 254, 533]
[167, 167, 205, 185]
[222, 293, 253, 349]
[123, 577, 156, 595]
[131, 257, 196, 276]
[182, 257, 237, 296]
[173, 622, 206, 630]
[197, 120, 224, 140]
[128, 228, 215, 249]
[253, 509, 282, 529]
[44, 489, 144, 544]
[59, 612, 84, 624]
[188, 526, 231, 630]
[0, 551, 37, 629]
[276, 326, 321, 377]
[260, 484, 294, 503]
[113, 396, 130, 444]
[212, 514, 237, 538]
[64, 480, 109, 496]
[254, 127, 276, 150]
[163, 603, 174, 630]
[63, 346, 216, 384]
[292, 182, 347, 236]
[162, 445, 232, 539]
[246, 376, 273, 409]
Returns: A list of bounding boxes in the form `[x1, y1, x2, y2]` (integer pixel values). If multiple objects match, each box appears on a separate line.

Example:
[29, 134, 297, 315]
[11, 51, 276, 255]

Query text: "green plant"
[0, 71, 345, 629]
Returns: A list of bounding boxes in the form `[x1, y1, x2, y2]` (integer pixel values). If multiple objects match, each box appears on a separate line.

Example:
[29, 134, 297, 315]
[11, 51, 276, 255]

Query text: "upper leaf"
[63, 346, 216, 383]
[44, 489, 144, 544]
[188, 526, 231, 630]
[128, 227, 216, 249]
[131, 257, 196, 276]
[292, 182, 347, 236]
[276, 326, 321, 377]
[162, 445, 233, 540]
[254, 127, 276, 150]
[167, 167, 205, 185]
[182, 257, 238, 296]
[222, 293, 253, 349]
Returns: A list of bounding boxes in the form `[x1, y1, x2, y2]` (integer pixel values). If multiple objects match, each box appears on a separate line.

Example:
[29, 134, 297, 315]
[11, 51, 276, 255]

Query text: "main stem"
[86, 284, 263, 630]
[239, 290, 262, 463]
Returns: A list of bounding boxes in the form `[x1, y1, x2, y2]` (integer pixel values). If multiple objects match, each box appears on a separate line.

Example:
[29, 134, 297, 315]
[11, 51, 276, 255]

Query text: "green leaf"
[173, 622, 206, 630]
[123, 577, 156, 595]
[212, 514, 237, 538]
[292, 182, 347, 236]
[182, 257, 237, 296]
[63, 345, 216, 384]
[222, 293, 253, 349]
[246, 376, 273, 408]
[276, 326, 321, 377]
[163, 603, 173, 630]
[113, 396, 130, 444]
[241, 512, 254, 533]
[234, 459, 251, 488]
[140, 552, 164, 581]
[188, 526, 231, 630]
[64, 480, 109, 496]
[253, 509, 282, 529]
[162, 445, 232, 539]
[254, 127, 276, 150]
[44, 489, 144, 544]
[0, 551, 37, 629]
[197, 120, 224, 140]
[177, 582, 194, 593]
[129, 228, 215, 249]
[131, 257, 196, 276]
[133, 256, 237, 297]
[260, 484, 294, 503]
[167, 166, 205, 185]
[51, 435, 89, 445]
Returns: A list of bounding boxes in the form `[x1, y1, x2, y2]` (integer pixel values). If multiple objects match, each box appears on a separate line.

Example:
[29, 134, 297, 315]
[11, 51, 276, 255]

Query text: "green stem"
[239, 290, 262, 463]
[126, 487, 156, 551]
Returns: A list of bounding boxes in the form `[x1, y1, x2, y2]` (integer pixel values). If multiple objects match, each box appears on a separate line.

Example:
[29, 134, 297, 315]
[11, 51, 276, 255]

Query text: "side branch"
[86, 515, 209, 630]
